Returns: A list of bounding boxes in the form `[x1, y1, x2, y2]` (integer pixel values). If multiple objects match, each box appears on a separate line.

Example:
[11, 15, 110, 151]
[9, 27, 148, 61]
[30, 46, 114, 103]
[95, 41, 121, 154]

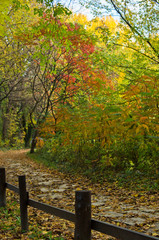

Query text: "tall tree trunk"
[25, 124, 33, 148]
[2, 107, 9, 142]
[22, 114, 33, 148]
[30, 129, 38, 153]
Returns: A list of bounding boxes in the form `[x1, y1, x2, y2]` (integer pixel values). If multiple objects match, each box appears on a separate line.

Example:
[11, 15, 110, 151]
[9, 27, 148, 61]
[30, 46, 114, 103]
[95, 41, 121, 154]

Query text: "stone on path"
[139, 207, 156, 213]
[40, 187, 49, 193]
[38, 181, 54, 186]
[50, 193, 63, 200]
[123, 217, 146, 226]
[103, 211, 123, 218]
[37, 194, 48, 198]
[52, 189, 67, 193]
[92, 201, 105, 207]
[59, 184, 69, 189]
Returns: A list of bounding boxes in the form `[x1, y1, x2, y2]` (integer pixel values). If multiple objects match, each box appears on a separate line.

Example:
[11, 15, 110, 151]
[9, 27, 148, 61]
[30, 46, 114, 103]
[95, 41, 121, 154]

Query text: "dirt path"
[0, 149, 159, 239]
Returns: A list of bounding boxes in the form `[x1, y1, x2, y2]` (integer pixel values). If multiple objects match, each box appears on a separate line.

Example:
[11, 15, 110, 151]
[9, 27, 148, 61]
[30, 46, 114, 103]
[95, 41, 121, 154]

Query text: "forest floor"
[0, 149, 159, 239]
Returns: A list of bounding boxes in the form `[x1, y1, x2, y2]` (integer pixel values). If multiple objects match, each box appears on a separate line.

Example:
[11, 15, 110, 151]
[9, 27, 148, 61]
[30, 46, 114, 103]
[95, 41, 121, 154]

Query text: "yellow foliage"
[136, 124, 149, 134]
[36, 137, 45, 148]
[87, 15, 117, 32]
[0, 0, 39, 36]
[71, 13, 89, 26]
[117, 72, 125, 83]
[68, 13, 118, 46]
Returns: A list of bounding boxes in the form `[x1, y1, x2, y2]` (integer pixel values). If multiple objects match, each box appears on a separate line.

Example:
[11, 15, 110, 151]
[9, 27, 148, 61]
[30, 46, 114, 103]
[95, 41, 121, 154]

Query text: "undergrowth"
[28, 151, 159, 192]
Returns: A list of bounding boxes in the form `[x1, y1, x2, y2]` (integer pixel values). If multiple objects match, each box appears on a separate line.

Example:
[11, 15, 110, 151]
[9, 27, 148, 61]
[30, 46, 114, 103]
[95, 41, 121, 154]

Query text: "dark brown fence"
[0, 168, 158, 240]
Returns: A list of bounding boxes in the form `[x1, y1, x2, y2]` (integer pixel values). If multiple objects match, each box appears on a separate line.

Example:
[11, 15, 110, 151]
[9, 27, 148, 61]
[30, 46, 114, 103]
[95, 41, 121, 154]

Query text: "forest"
[0, 0, 159, 187]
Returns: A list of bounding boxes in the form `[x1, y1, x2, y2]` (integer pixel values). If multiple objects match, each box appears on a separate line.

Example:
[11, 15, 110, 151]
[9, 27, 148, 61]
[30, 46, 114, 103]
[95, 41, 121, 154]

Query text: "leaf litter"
[0, 149, 159, 239]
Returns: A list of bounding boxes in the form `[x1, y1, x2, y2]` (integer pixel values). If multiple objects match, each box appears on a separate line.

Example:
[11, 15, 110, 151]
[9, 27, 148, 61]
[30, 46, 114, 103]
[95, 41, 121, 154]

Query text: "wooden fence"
[0, 167, 159, 240]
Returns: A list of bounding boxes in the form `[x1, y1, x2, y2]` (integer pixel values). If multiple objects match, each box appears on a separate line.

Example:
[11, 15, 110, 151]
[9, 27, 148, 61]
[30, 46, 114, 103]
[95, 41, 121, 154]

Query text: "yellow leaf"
[152, 233, 159, 237]
[136, 124, 149, 134]
[63, 222, 67, 229]
[140, 196, 144, 201]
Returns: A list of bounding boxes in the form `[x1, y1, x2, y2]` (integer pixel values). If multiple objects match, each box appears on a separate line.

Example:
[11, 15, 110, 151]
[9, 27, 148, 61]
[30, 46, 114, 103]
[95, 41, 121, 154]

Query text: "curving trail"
[0, 149, 159, 239]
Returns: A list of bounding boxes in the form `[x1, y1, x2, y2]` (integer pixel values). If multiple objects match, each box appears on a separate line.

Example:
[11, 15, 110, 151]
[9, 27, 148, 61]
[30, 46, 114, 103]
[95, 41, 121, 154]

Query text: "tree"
[80, 0, 159, 140]
[16, 5, 105, 153]
[37, 6, 159, 171]
[0, 0, 40, 146]
[80, 0, 159, 73]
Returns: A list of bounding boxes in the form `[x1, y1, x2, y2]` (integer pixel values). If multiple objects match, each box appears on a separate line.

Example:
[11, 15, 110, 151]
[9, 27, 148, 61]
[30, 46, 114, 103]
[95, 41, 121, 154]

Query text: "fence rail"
[0, 167, 158, 240]
[28, 198, 75, 222]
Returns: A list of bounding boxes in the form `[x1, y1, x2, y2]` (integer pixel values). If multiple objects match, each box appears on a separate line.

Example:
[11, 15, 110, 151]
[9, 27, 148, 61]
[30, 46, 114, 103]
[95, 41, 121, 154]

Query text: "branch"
[114, 43, 159, 64]
[110, 0, 159, 58]
[152, 0, 159, 5]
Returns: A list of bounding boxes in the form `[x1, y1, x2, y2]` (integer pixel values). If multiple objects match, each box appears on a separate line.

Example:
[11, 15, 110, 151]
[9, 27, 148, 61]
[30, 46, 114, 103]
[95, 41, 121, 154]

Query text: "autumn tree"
[15, 3, 107, 153]
[38, 8, 159, 172]
[80, 0, 159, 128]
[0, 0, 40, 146]
[78, 1, 158, 84]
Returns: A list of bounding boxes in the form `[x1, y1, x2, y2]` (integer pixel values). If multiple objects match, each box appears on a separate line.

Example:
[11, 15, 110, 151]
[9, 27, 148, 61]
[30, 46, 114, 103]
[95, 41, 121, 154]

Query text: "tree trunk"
[25, 124, 33, 148]
[30, 129, 38, 153]
[21, 114, 33, 148]
[2, 108, 9, 142]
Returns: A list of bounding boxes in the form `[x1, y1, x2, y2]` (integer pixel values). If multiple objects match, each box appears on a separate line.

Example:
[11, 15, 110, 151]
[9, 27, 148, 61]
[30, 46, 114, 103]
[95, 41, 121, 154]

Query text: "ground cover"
[0, 149, 159, 239]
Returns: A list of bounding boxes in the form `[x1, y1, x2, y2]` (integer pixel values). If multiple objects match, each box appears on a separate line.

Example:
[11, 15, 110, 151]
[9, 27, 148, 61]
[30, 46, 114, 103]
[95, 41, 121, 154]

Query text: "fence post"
[0, 168, 6, 207]
[74, 190, 91, 240]
[18, 175, 28, 232]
